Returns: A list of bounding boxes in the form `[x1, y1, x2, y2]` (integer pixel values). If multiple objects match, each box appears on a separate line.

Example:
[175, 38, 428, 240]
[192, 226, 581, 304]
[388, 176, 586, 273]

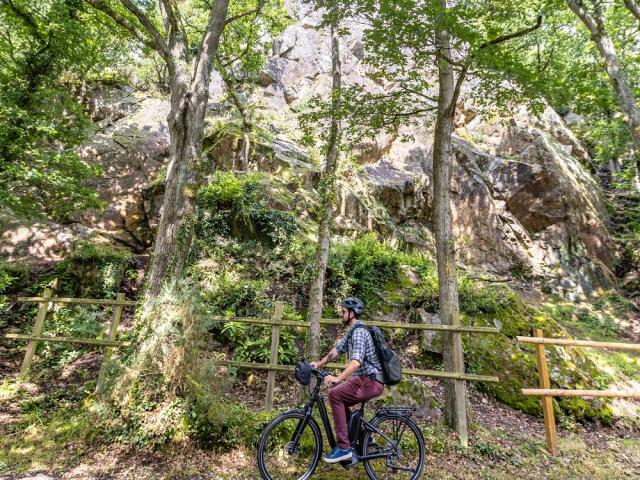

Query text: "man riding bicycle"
[311, 297, 385, 464]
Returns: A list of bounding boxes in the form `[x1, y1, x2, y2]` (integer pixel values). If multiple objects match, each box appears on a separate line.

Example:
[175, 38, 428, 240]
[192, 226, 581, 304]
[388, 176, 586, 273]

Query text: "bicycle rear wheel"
[257, 410, 322, 480]
[362, 414, 425, 480]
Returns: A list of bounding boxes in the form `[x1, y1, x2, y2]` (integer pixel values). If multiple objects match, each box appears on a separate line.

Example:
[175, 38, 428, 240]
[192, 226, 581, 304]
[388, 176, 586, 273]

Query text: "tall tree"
[306, 16, 343, 361]
[431, 0, 468, 442]
[432, 2, 542, 446]
[314, 0, 543, 444]
[215, 1, 288, 172]
[84, 0, 269, 300]
[566, 0, 640, 181]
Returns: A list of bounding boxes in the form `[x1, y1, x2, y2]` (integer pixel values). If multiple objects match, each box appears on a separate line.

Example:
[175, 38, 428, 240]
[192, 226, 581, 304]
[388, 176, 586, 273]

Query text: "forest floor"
[1, 292, 639, 479]
[1, 359, 638, 480]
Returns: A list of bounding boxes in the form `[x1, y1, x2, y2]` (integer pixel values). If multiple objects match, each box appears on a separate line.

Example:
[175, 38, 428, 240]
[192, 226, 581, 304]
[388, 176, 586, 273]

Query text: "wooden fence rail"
[212, 302, 502, 413]
[6, 294, 502, 442]
[518, 328, 640, 456]
[5, 285, 133, 393]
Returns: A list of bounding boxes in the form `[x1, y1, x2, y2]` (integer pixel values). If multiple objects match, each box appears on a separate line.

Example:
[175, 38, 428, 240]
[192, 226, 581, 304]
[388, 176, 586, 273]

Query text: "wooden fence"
[212, 302, 502, 411]
[7, 290, 640, 454]
[5, 285, 135, 393]
[518, 328, 640, 456]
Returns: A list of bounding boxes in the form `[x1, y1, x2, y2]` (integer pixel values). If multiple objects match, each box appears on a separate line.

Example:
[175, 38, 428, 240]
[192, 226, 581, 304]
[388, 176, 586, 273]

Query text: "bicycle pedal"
[340, 455, 359, 469]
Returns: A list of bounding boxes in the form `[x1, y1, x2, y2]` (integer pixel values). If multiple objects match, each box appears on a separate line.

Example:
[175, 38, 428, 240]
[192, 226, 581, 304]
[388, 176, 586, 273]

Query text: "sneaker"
[323, 447, 353, 463]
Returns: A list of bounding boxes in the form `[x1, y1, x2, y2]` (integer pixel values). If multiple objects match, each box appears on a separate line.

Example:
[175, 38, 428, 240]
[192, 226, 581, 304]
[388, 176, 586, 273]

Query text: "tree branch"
[118, 0, 169, 55]
[193, 0, 231, 87]
[216, 2, 267, 69]
[159, 0, 188, 62]
[160, 0, 180, 42]
[0, 27, 18, 64]
[84, 0, 158, 51]
[479, 15, 543, 49]
[224, 0, 266, 26]
[566, 0, 599, 34]
[624, 0, 640, 23]
[447, 14, 544, 114]
[449, 63, 469, 117]
[4, 0, 48, 43]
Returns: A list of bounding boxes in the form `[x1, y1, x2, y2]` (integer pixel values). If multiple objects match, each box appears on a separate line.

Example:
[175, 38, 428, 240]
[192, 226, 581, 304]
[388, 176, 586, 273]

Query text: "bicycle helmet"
[340, 297, 365, 317]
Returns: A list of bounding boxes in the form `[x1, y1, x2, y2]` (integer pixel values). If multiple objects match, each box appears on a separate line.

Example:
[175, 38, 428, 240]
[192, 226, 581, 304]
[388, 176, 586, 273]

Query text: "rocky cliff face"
[0, 1, 616, 300]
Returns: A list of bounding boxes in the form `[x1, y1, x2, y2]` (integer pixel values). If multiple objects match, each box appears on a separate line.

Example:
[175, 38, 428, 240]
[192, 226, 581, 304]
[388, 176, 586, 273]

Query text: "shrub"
[196, 172, 298, 248]
[327, 233, 400, 311]
[220, 321, 298, 364]
[39, 305, 107, 368]
[0, 261, 29, 314]
[66, 242, 134, 298]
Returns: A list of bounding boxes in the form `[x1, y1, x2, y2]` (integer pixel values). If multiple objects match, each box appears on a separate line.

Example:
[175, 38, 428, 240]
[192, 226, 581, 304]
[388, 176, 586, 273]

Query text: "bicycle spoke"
[396, 419, 407, 443]
[363, 415, 424, 480]
[258, 413, 321, 480]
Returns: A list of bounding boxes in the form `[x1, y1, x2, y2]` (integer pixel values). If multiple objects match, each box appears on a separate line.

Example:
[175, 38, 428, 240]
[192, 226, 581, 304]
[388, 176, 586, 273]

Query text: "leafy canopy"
[0, 0, 126, 220]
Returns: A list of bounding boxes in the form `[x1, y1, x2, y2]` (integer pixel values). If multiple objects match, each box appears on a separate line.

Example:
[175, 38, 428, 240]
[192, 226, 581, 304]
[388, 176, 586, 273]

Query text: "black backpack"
[349, 324, 402, 386]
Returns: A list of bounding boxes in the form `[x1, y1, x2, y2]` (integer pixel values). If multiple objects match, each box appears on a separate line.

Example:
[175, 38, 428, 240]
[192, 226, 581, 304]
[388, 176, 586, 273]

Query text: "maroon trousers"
[328, 375, 384, 449]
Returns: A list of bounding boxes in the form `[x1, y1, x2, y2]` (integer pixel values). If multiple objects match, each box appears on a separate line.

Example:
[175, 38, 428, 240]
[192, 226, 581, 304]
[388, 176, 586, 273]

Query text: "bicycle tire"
[257, 410, 323, 480]
[362, 414, 426, 480]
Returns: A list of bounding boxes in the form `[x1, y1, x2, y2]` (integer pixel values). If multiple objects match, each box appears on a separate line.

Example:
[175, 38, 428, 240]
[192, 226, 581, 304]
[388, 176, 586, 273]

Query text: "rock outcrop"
[0, 1, 615, 300]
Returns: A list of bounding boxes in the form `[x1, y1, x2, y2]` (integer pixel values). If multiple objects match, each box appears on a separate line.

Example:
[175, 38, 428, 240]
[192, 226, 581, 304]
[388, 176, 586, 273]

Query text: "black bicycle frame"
[290, 375, 400, 462]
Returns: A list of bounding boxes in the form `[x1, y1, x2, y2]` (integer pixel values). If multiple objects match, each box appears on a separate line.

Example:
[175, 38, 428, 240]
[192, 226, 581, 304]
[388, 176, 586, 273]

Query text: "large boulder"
[0, 219, 107, 264]
[76, 91, 170, 251]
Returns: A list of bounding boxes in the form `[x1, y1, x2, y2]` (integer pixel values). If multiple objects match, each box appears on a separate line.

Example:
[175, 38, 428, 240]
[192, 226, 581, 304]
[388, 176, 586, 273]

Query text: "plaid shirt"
[335, 320, 382, 377]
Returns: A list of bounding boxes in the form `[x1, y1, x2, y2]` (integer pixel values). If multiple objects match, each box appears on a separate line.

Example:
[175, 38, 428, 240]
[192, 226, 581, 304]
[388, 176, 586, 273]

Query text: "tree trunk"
[307, 22, 342, 361]
[227, 85, 251, 172]
[433, 7, 468, 447]
[567, 0, 640, 181]
[145, 81, 207, 299]
[240, 118, 251, 172]
[623, 0, 640, 23]
[144, 0, 231, 300]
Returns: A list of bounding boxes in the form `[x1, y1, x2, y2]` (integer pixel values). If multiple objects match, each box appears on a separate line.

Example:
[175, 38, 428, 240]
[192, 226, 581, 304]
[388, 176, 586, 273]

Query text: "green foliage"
[39, 305, 107, 368]
[66, 242, 134, 298]
[0, 1, 125, 220]
[220, 321, 297, 364]
[327, 233, 401, 311]
[186, 399, 272, 449]
[201, 269, 271, 317]
[196, 172, 298, 248]
[197, 265, 299, 364]
[0, 261, 29, 314]
[540, 298, 628, 342]
[410, 272, 525, 333]
[304, 0, 551, 146]
[69, 241, 133, 265]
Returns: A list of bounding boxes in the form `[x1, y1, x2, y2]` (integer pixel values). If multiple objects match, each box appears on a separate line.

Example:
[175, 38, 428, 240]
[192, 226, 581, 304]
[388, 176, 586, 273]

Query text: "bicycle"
[257, 365, 426, 479]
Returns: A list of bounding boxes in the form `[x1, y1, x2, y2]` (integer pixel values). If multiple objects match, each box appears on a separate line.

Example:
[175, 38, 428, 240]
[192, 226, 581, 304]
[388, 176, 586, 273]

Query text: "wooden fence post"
[533, 328, 559, 456]
[265, 302, 284, 411]
[18, 287, 53, 379]
[95, 293, 125, 394]
[452, 329, 468, 448]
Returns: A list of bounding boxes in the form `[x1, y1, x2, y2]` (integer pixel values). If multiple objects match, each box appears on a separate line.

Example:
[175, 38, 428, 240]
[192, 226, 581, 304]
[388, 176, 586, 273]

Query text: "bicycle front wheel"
[257, 410, 323, 480]
[362, 414, 425, 480]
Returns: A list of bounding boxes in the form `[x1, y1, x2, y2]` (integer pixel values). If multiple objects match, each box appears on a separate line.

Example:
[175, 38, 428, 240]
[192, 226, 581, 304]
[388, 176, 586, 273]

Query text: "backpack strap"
[346, 324, 374, 368]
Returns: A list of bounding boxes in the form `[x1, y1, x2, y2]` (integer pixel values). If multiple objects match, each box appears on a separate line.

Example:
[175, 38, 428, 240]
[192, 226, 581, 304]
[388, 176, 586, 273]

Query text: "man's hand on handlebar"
[323, 374, 340, 386]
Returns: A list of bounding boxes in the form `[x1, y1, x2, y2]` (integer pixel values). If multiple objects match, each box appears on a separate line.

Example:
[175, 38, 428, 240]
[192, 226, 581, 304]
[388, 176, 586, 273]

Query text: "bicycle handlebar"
[312, 368, 329, 379]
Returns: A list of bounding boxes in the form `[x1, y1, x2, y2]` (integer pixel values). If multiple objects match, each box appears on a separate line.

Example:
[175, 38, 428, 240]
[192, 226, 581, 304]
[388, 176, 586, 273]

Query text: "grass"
[1, 376, 638, 480]
[540, 295, 640, 412]
[0, 393, 100, 474]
